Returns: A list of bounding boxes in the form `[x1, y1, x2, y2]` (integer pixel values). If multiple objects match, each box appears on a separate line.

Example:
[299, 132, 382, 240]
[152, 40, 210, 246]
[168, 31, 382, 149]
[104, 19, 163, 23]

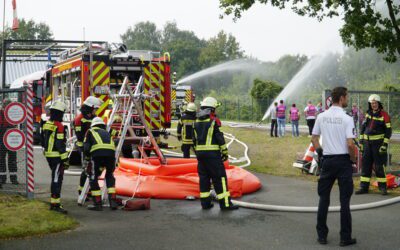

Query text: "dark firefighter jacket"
[74, 113, 93, 148]
[360, 109, 392, 144]
[193, 109, 227, 158]
[177, 112, 196, 145]
[42, 120, 68, 161]
[84, 127, 115, 158]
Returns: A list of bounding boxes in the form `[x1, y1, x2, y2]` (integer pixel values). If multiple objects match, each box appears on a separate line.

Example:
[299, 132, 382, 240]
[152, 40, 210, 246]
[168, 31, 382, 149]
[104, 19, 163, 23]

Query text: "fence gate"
[0, 85, 34, 198]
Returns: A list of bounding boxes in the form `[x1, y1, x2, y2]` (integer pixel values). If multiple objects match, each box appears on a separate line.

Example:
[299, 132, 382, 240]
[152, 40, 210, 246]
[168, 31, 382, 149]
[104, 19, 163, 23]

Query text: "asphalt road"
[1, 149, 400, 249]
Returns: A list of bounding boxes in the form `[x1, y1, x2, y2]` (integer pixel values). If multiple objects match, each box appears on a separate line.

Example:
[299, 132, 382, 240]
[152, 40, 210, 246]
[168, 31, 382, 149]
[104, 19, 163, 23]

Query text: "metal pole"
[251, 98, 253, 122]
[387, 93, 390, 167]
[1, 0, 5, 89]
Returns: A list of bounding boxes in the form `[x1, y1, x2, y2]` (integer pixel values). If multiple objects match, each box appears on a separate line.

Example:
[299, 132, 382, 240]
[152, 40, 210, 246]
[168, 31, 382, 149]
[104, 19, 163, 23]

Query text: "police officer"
[84, 117, 118, 211]
[311, 87, 357, 246]
[193, 97, 238, 210]
[42, 101, 69, 214]
[74, 96, 103, 196]
[0, 98, 17, 185]
[177, 102, 196, 158]
[356, 94, 392, 195]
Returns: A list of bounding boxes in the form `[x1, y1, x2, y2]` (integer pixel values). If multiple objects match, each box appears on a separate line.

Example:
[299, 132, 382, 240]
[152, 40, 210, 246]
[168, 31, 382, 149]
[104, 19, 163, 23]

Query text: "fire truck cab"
[46, 43, 172, 163]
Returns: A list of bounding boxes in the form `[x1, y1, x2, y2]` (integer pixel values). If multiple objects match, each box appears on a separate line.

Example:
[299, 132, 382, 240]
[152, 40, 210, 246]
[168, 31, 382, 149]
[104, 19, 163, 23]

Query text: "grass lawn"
[0, 194, 78, 239]
[167, 121, 400, 195]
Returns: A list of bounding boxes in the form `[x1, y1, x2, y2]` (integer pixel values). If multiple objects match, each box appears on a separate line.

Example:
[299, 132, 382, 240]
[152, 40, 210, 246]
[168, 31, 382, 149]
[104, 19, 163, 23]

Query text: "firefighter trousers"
[360, 141, 387, 190]
[0, 131, 17, 183]
[181, 144, 194, 158]
[197, 153, 232, 209]
[46, 157, 65, 205]
[317, 155, 353, 241]
[88, 156, 116, 196]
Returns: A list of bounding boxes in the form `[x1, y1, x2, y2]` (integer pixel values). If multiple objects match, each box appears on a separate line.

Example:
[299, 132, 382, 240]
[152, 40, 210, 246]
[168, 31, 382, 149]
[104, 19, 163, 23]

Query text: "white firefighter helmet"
[50, 101, 66, 112]
[91, 117, 105, 127]
[84, 96, 103, 108]
[368, 94, 381, 103]
[200, 97, 220, 108]
[186, 102, 197, 112]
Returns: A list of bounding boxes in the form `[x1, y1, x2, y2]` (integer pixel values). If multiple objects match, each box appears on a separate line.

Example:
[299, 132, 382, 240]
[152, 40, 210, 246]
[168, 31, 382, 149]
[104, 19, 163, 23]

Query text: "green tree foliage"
[120, 21, 162, 51]
[219, 0, 400, 62]
[250, 78, 282, 100]
[199, 31, 244, 68]
[161, 21, 206, 78]
[0, 18, 53, 45]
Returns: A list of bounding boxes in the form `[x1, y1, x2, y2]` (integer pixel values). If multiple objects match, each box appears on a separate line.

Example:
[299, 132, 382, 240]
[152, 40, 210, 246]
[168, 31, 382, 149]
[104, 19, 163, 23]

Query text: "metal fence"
[0, 86, 34, 198]
[216, 91, 400, 170]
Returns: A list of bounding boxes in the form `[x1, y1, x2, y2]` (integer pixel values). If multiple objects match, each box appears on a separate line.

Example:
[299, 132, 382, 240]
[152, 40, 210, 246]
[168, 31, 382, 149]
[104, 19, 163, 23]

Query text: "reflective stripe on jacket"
[177, 112, 196, 144]
[43, 120, 68, 160]
[84, 126, 115, 158]
[360, 110, 391, 144]
[193, 117, 226, 152]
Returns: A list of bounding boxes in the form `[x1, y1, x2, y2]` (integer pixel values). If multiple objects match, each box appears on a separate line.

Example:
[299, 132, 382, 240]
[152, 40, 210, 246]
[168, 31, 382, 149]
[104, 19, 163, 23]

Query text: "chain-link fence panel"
[348, 91, 400, 172]
[0, 87, 33, 197]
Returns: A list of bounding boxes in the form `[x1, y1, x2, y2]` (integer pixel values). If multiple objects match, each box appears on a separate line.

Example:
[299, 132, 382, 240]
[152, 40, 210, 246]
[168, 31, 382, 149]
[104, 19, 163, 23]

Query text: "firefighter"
[356, 94, 392, 195]
[0, 98, 17, 185]
[42, 101, 69, 214]
[177, 102, 196, 158]
[193, 97, 238, 210]
[74, 96, 103, 196]
[83, 117, 118, 211]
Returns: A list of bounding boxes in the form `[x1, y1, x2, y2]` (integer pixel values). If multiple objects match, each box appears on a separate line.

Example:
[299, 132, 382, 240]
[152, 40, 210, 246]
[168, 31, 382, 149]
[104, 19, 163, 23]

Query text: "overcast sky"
[3, 0, 345, 62]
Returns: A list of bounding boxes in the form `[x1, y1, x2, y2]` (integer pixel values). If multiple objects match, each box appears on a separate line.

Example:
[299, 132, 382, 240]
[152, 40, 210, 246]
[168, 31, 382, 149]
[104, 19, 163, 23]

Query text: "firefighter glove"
[315, 147, 323, 161]
[359, 139, 364, 153]
[63, 160, 70, 170]
[221, 148, 229, 162]
[379, 143, 388, 154]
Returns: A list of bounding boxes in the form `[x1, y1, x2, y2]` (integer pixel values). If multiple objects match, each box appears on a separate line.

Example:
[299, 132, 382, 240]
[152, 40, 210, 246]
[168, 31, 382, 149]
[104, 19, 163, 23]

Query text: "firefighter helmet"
[50, 101, 66, 112]
[91, 117, 105, 127]
[200, 97, 220, 108]
[368, 94, 381, 103]
[84, 96, 103, 108]
[186, 102, 197, 112]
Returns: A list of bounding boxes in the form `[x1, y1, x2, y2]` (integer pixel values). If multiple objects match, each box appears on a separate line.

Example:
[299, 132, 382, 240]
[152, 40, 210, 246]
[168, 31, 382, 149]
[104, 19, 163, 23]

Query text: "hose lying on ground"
[232, 196, 400, 212]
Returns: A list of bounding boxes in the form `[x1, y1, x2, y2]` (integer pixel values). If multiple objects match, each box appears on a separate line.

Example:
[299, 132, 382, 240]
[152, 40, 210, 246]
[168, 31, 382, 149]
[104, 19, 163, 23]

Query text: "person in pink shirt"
[289, 103, 300, 137]
[304, 101, 317, 137]
[276, 100, 286, 137]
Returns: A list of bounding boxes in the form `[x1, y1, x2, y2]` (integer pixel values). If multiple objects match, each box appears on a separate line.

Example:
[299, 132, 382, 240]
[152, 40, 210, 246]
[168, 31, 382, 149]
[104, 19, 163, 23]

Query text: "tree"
[161, 22, 206, 78]
[0, 18, 53, 44]
[199, 30, 244, 67]
[250, 78, 282, 100]
[120, 21, 161, 51]
[219, 0, 400, 62]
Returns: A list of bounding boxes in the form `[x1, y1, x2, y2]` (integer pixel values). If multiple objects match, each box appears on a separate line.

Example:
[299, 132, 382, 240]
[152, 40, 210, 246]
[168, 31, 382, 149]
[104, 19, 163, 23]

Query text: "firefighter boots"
[87, 196, 103, 211]
[355, 189, 369, 195]
[219, 200, 239, 211]
[109, 194, 118, 210]
[378, 183, 388, 195]
[50, 205, 68, 214]
[201, 203, 214, 210]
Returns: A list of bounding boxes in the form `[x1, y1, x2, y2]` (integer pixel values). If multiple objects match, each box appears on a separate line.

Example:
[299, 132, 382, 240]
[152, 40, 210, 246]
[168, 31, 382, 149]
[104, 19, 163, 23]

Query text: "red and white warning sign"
[3, 129, 26, 151]
[325, 96, 332, 109]
[4, 102, 27, 125]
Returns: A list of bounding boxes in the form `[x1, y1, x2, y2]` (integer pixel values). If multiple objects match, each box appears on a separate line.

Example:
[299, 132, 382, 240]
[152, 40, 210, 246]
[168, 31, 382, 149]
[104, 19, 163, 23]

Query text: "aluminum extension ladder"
[77, 75, 166, 205]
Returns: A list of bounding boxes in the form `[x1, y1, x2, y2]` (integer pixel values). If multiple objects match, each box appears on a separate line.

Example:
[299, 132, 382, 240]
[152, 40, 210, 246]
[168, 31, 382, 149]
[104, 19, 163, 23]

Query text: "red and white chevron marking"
[25, 83, 35, 193]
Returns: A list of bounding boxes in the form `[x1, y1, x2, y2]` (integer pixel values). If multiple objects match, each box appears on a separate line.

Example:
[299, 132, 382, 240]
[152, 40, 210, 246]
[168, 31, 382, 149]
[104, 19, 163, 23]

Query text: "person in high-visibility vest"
[193, 97, 238, 211]
[42, 101, 69, 214]
[177, 102, 196, 158]
[356, 94, 392, 195]
[74, 96, 103, 196]
[83, 117, 118, 211]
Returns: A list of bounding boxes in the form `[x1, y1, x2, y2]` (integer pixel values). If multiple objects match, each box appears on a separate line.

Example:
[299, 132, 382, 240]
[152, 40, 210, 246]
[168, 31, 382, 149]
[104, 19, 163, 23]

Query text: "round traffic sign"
[3, 129, 26, 151]
[325, 96, 332, 109]
[4, 102, 27, 125]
